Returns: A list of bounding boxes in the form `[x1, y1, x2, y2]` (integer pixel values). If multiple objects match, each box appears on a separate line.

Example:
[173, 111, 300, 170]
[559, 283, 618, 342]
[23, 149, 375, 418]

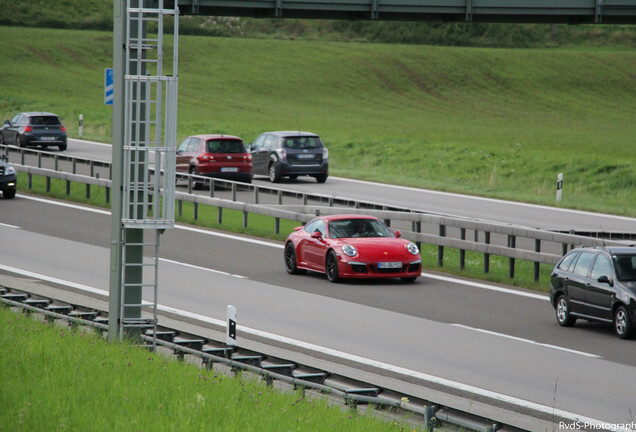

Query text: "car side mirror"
[3, 120, 9, 126]
[394, 230, 402, 238]
[311, 231, 322, 240]
[597, 275, 613, 286]
[1, 154, 7, 162]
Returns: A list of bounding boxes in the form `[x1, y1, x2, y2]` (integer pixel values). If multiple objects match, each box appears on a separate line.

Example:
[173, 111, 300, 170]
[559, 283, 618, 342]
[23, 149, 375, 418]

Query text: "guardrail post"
[303, 193, 308, 205]
[46, 176, 51, 192]
[254, 187, 259, 204]
[242, 211, 248, 228]
[38, 152, 43, 168]
[414, 221, 422, 251]
[178, 200, 182, 217]
[72, 158, 77, 174]
[85, 184, 91, 200]
[278, 189, 283, 205]
[218, 207, 223, 225]
[66, 180, 71, 196]
[54, 155, 59, 171]
[232, 183, 237, 201]
[460, 228, 466, 270]
[193, 202, 198, 220]
[106, 187, 110, 204]
[508, 235, 516, 279]
[90, 160, 95, 177]
[534, 239, 541, 282]
[438, 224, 446, 267]
[275, 217, 280, 234]
[21, 150, 26, 165]
[28, 173, 32, 189]
[484, 231, 490, 273]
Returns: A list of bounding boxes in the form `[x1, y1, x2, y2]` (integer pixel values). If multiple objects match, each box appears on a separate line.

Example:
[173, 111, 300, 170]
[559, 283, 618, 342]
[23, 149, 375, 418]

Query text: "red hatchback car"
[284, 215, 421, 283]
[176, 134, 253, 186]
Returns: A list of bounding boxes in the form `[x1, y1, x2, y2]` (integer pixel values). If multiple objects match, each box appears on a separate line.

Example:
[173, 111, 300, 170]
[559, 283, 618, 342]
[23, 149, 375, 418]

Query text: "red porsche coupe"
[284, 214, 421, 283]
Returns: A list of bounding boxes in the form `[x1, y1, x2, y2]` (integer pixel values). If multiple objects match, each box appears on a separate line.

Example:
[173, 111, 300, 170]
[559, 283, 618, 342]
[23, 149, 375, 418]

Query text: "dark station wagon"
[0, 112, 67, 151]
[549, 246, 636, 339]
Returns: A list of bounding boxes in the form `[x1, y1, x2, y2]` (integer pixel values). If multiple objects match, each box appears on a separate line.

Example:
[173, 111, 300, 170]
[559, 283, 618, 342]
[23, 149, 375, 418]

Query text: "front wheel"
[2, 188, 16, 199]
[325, 251, 340, 283]
[614, 305, 633, 339]
[401, 276, 417, 283]
[555, 295, 575, 327]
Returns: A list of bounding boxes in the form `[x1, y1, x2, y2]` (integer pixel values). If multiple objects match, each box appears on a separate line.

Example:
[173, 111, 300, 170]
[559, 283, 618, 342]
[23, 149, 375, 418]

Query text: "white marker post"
[556, 173, 563, 202]
[226, 305, 237, 347]
[78, 114, 83, 138]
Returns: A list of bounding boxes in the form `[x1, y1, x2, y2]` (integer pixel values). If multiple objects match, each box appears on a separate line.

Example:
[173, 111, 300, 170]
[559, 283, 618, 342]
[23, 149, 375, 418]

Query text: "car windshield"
[29, 116, 61, 126]
[206, 139, 246, 154]
[613, 254, 636, 282]
[283, 136, 322, 150]
[328, 219, 393, 239]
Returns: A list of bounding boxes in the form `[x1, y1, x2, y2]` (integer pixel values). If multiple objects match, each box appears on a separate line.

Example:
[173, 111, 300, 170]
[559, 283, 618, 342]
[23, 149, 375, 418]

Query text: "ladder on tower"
[120, 0, 179, 347]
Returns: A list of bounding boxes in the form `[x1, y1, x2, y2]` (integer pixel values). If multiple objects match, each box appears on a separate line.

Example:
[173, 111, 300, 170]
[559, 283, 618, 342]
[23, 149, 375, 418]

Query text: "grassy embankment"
[0, 306, 421, 432]
[1, 26, 634, 217]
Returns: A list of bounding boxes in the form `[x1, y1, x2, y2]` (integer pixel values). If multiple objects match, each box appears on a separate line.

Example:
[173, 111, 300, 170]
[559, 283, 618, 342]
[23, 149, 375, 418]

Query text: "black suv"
[0, 154, 17, 199]
[249, 131, 328, 183]
[550, 246, 636, 339]
[0, 112, 67, 151]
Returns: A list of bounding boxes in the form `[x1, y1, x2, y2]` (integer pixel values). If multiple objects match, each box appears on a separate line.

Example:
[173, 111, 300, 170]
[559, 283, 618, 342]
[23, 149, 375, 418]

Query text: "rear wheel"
[555, 295, 575, 327]
[614, 305, 633, 339]
[284, 242, 304, 275]
[268, 163, 282, 183]
[58, 143, 67, 151]
[326, 251, 340, 283]
[315, 174, 327, 183]
[189, 166, 202, 190]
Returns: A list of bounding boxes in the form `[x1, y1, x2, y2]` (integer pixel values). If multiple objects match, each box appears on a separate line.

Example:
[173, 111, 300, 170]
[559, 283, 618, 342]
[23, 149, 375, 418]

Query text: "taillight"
[198, 154, 215, 162]
[60, 125, 67, 132]
[245, 154, 252, 162]
[276, 149, 287, 160]
[24, 126, 32, 133]
[322, 148, 328, 159]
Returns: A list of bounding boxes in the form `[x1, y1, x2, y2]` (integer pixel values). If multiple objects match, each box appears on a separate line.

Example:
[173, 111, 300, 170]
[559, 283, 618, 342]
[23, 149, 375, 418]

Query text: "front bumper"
[338, 259, 421, 279]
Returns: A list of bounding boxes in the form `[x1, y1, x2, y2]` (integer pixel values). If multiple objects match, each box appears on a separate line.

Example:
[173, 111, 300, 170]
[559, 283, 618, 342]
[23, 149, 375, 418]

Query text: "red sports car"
[284, 215, 421, 283]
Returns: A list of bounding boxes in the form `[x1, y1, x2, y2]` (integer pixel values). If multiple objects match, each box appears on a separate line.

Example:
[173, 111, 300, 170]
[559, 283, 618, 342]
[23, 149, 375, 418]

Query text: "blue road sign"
[105, 68, 114, 105]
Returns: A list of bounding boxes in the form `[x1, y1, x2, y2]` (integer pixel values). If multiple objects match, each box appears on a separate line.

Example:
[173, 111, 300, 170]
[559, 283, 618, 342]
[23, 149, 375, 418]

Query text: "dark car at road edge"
[0, 154, 17, 199]
[549, 246, 636, 339]
[0, 112, 68, 151]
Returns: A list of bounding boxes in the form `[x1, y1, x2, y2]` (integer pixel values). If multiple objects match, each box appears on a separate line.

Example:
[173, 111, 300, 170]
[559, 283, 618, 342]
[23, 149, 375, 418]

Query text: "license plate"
[378, 262, 402, 269]
[221, 167, 238, 172]
[297, 154, 314, 159]
[40, 137, 56, 141]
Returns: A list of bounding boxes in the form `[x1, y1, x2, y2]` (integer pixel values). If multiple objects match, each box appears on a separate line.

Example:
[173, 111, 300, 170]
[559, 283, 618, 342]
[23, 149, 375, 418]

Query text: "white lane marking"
[0, 262, 619, 431]
[0, 222, 20, 229]
[452, 324, 601, 358]
[159, 258, 247, 279]
[422, 272, 549, 301]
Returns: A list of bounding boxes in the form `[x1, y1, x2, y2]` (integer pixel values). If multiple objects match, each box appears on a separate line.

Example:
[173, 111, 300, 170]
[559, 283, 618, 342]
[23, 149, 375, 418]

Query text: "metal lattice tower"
[118, 0, 179, 346]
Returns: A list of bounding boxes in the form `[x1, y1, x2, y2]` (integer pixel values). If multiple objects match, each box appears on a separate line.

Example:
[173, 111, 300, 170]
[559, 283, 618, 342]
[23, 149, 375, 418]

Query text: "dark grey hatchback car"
[0, 112, 67, 151]
[249, 131, 328, 183]
[550, 246, 636, 339]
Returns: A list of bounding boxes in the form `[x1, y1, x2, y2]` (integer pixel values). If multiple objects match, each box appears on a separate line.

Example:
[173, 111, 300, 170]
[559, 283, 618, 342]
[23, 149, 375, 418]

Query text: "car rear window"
[29, 116, 61, 126]
[283, 136, 323, 150]
[206, 139, 246, 154]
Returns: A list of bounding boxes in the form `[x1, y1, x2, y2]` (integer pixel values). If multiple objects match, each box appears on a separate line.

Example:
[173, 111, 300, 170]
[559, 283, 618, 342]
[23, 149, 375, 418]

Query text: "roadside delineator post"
[556, 173, 563, 202]
[79, 114, 83, 137]
[227, 305, 237, 346]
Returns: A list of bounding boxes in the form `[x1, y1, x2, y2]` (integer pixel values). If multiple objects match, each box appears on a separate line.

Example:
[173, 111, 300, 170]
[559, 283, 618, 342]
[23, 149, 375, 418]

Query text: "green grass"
[1, 26, 635, 217]
[0, 306, 422, 432]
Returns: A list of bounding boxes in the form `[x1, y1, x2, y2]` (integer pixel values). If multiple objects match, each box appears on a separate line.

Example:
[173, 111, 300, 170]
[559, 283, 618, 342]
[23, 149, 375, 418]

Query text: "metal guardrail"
[0, 286, 523, 432]
[5, 144, 635, 282]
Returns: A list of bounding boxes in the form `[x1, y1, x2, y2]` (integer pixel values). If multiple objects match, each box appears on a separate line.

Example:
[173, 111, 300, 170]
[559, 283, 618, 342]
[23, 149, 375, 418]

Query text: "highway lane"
[2, 194, 636, 431]
[61, 138, 636, 232]
[2, 193, 635, 366]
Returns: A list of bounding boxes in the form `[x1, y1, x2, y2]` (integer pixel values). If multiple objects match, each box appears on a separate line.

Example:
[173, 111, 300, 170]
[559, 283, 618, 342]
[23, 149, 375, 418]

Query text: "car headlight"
[406, 242, 419, 255]
[6, 166, 15, 175]
[341, 244, 358, 257]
